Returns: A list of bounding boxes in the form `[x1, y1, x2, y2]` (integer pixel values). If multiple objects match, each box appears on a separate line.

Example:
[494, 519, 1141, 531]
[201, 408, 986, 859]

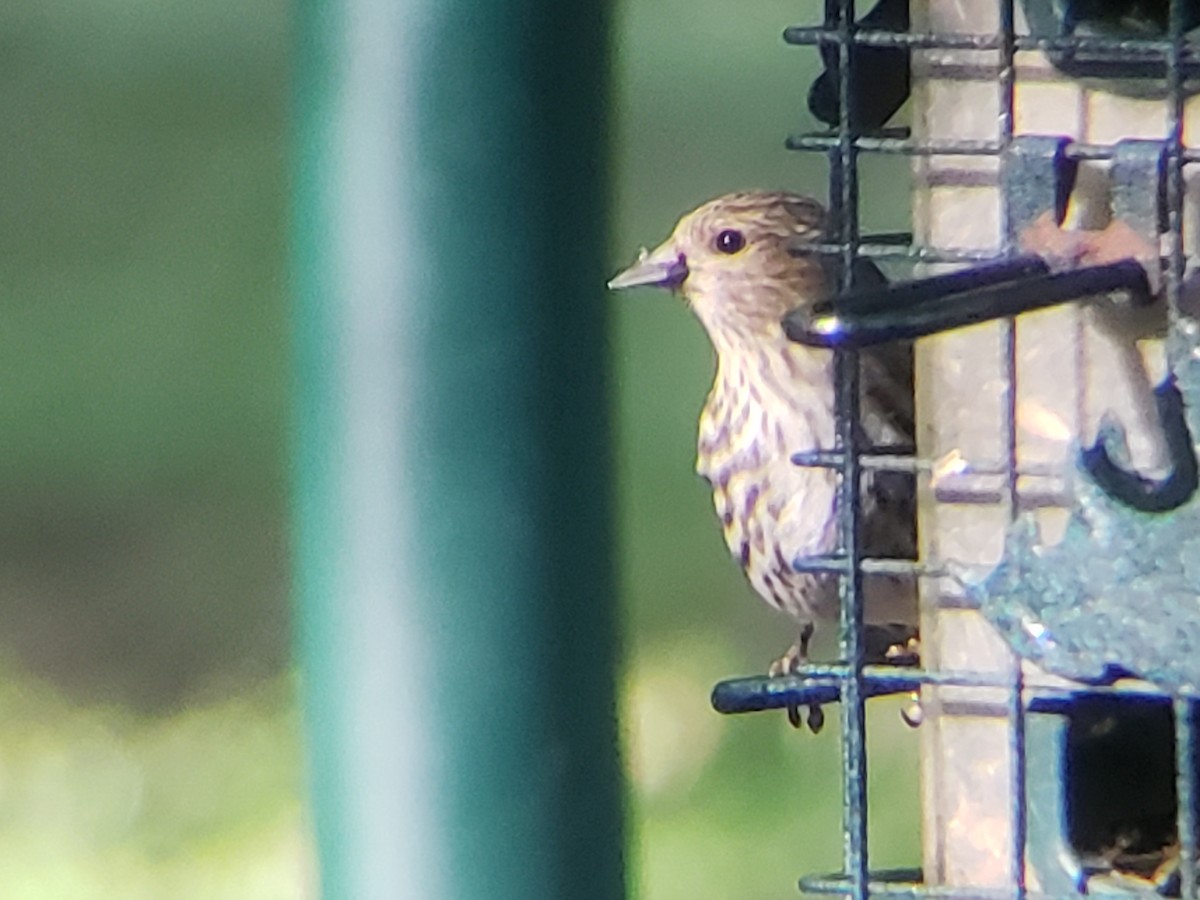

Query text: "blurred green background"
[0, 0, 917, 896]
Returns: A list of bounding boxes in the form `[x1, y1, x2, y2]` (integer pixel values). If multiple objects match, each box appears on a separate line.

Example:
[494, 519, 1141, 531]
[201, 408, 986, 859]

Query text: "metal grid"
[711, 0, 1200, 897]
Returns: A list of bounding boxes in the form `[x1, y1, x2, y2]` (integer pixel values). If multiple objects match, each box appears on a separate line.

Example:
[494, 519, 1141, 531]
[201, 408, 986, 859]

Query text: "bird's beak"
[607, 244, 689, 291]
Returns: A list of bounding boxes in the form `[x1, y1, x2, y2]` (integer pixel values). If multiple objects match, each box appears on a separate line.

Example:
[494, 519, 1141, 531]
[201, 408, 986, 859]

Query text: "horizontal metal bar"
[816, 256, 1050, 320]
[712, 666, 1182, 716]
[788, 553, 849, 574]
[711, 670, 921, 714]
[1016, 35, 1200, 58]
[790, 450, 925, 471]
[799, 870, 968, 899]
[788, 259, 1152, 347]
[793, 240, 1011, 265]
[785, 26, 1002, 50]
[784, 26, 1200, 59]
[798, 870, 1103, 900]
[1027, 691, 1173, 714]
[790, 454, 1073, 507]
[788, 133, 1001, 156]
[787, 132, 1200, 164]
[790, 450, 1089, 485]
[788, 555, 934, 577]
[932, 484, 1072, 507]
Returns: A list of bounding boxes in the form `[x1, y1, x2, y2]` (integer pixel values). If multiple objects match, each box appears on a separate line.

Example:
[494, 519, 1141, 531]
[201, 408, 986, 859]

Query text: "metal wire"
[996, 5, 1028, 897]
[714, 663, 1200, 719]
[719, 663, 1200, 702]
[785, 26, 1200, 59]
[788, 133, 1200, 162]
[1166, 5, 1197, 894]
[827, 2, 871, 896]
[766, 2, 1200, 899]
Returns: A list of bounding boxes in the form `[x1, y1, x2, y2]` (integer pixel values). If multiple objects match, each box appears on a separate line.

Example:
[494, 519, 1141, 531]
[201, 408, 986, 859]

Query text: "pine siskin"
[610, 191, 917, 730]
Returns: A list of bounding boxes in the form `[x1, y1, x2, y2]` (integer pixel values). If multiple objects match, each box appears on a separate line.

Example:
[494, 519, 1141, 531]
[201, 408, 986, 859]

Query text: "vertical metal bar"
[998, 0, 1018, 515]
[1168, 10, 1194, 897]
[1007, 670, 1028, 900]
[997, 5, 1027, 897]
[1166, 0, 1189, 320]
[997, 0, 1016, 168]
[292, 1, 624, 898]
[1177, 698, 1197, 900]
[831, 2, 869, 899]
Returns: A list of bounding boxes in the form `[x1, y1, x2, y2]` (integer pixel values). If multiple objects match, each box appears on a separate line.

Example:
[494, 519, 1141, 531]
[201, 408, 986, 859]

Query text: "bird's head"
[609, 191, 830, 347]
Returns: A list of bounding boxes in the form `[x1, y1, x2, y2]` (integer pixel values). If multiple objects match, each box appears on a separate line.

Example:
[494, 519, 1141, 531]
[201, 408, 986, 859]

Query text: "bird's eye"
[714, 229, 746, 255]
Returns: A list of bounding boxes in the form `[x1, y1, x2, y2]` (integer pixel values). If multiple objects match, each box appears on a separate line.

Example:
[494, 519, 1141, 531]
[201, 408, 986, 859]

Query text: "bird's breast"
[696, 345, 836, 487]
[695, 349, 841, 595]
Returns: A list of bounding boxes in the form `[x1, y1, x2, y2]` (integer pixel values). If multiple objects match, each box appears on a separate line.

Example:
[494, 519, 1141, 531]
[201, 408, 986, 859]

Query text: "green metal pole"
[293, 2, 623, 898]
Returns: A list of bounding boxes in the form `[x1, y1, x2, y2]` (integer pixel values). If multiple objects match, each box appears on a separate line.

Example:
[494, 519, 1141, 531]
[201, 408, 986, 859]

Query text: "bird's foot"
[864, 623, 920, 667]
[769, 624, 824, 733]
[864, 624, 922, 729]
[766, 643, 806, 680]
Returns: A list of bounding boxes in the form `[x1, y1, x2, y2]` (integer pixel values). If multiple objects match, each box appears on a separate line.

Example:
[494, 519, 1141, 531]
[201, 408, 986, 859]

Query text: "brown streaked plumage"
[609, 191, 917, 730]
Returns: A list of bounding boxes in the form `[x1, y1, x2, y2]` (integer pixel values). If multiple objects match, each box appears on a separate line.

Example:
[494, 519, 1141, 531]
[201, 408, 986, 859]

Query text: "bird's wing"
[860, 341, 913, 450]
[859, 341, 916, 561]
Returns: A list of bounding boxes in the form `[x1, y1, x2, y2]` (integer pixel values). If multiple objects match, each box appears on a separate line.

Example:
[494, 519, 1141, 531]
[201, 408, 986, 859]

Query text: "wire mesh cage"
[711, 1, 1200, 897]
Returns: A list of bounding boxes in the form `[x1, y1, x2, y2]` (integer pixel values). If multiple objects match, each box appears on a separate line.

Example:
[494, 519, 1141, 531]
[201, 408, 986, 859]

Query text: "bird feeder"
[713, 0, 1200, 897]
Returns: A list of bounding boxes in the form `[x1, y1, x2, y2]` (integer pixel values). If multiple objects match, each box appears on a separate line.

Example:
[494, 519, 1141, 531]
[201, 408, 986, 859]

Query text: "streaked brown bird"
[609, 191, 917, 730]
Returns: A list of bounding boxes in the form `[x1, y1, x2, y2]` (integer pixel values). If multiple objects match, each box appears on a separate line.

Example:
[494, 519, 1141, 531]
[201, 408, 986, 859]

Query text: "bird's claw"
[770, 627, 824, 733]
[769, 624, 918, 733]
[780, 687, 824, 733]
[866, 623, 920, 667]
[767, 642, 806, 679]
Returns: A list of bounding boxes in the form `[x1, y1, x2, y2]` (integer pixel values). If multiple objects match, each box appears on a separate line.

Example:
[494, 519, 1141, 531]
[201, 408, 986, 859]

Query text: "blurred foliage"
[0, 0, 288, 707]
[0, 0, 302, 894]
[0, 0, 917, 895]
[0, 671, 310, 899]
